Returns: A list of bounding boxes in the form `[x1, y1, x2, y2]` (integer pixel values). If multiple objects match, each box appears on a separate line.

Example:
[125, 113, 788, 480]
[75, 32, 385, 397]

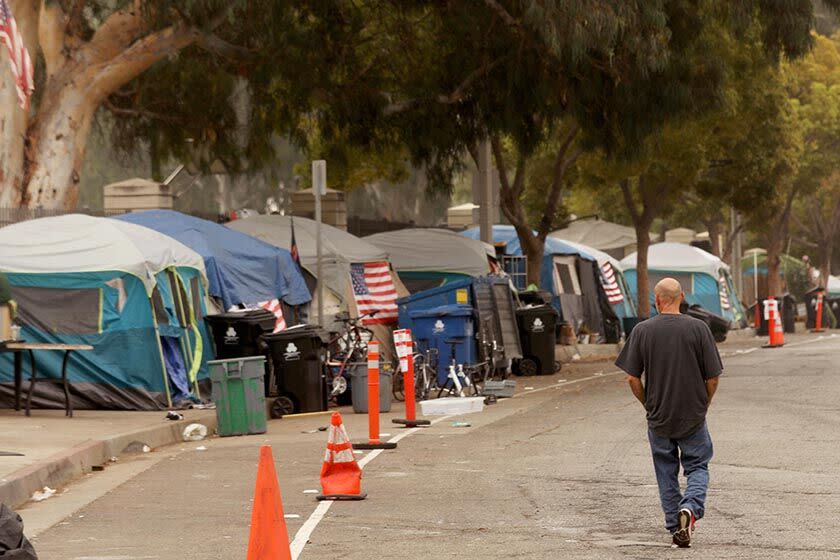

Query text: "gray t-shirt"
[615, 313, 722, 439]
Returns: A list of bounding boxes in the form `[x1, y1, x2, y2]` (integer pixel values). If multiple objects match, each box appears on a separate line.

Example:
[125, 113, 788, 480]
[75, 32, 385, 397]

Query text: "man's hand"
[706, 376, 719, 407]
[627, 375, 645, 407]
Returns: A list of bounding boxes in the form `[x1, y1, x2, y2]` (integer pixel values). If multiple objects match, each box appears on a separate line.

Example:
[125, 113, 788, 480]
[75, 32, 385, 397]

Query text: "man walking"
[615, 278, 722, 548]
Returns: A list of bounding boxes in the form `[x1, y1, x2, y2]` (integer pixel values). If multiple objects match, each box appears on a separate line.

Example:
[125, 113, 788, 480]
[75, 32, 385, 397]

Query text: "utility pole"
[312, 160, 327, 327]
[478, 140, 493, 244]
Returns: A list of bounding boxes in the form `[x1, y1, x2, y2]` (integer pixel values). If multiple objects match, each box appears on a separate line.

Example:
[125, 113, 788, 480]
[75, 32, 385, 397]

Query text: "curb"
[0, 411, 217, 508]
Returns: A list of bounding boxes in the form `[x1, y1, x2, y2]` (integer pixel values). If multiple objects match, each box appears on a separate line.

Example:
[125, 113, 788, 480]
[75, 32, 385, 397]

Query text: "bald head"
[654, 278, 683, 313]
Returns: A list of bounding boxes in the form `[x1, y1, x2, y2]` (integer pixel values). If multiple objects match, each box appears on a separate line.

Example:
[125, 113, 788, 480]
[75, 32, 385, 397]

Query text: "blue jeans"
[647, 423, 713, 532]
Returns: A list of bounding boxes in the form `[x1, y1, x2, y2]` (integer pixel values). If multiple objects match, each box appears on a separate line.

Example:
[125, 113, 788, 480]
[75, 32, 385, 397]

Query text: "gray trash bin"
[350, 363, 393, 413]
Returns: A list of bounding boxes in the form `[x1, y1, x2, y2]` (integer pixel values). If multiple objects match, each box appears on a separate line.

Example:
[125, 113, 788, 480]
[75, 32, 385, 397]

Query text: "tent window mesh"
[502, 256, 527, 290]
[152, 287, 169, 325]
[11, 286, 101, 335]
[190, 278, 203, 321]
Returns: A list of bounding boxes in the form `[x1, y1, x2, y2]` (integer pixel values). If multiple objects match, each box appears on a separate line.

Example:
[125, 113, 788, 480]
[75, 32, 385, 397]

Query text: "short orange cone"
[316, 412, 367, 501]
[762, 298, 784, 348]
[246, 446, 291, 560]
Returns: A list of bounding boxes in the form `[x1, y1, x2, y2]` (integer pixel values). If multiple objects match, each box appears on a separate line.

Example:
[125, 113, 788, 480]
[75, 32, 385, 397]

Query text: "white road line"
[289, 372, 621, 558]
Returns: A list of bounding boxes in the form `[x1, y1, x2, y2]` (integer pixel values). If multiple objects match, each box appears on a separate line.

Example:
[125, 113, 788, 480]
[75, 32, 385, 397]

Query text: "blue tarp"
[113, 210, 311, 309]
[462, 226, 596, 261]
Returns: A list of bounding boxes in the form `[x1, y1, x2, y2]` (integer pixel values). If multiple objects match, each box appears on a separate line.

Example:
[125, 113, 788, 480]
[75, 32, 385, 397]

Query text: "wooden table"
[0, 342, 93, 417]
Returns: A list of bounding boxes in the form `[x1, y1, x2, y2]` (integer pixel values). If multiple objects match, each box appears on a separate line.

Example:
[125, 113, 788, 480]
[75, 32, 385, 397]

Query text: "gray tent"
[365, 228, 495, 293]
[227, 215, 408, 333]
[551, 219, 641, 260]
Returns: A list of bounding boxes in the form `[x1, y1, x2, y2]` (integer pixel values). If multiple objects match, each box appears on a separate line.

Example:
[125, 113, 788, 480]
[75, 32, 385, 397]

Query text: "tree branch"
[103, 98, 180, 122]
[619, 178, 641, 225]
[88, 24, 198, 100]
[38, 0, 66, 77]
[538, 125, 581, 238]
[383, 56, 506, 116]
[195, 31, 252, 61]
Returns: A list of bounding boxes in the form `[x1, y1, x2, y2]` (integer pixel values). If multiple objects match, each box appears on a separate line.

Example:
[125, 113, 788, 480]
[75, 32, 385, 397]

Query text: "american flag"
[350, 262, 398, 325]
[600, 262, 624, 305]
[258, 299, 287, 332]
[718, 276, 731, 310]
[0, 0, 33, 109]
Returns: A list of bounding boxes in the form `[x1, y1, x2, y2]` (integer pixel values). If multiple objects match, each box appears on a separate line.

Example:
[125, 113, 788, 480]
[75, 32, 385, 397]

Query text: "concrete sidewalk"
[0, 408, 217, 508]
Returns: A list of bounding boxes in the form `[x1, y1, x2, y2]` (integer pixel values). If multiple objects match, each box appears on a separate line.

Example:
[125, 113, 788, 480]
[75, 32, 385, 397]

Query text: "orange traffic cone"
[762, 298, 785, 348]
[812, 290, 826, 333]
[246, 446, 291, 560]
[316, 412, 367, 501]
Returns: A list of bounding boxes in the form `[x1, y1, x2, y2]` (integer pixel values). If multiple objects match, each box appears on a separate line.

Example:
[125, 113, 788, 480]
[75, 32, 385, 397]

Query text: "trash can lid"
[516, 304, 558, 316]
[408, 304, 474, 319]
[205, 309, 276, 323]
[261, 324, 327, 342]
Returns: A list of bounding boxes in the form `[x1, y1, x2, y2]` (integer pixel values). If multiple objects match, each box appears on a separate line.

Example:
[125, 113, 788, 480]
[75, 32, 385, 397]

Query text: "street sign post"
[312, 160, 327, 327]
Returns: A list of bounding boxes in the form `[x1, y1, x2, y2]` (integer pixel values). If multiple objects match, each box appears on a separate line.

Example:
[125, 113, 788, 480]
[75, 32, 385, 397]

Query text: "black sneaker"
[672, 508, 695, 548]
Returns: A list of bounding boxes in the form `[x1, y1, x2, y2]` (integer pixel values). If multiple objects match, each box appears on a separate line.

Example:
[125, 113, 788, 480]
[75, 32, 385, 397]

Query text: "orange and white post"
[393, 329, 430, 428]
[812, 291, 826, 333]
[762, 297, 785, 348]
[354, 341, 397, 450]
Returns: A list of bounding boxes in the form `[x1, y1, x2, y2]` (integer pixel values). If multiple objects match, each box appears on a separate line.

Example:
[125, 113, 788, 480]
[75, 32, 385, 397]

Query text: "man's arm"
[627, 375, 645, 407]
[706, 376, 719, 406]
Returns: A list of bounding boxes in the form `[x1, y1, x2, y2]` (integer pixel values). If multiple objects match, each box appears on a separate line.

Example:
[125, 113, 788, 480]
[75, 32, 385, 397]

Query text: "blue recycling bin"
[397, 278, 473, 332]
[408, 304, 476, 386]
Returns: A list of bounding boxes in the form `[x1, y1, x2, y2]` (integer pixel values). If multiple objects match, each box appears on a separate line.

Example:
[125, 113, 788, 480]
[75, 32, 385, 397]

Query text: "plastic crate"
[482, 380, 516, 398]
[419, 396, 484, 416]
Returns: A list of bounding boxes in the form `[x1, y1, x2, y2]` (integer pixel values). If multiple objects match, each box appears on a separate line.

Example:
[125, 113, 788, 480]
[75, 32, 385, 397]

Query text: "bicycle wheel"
[392, 367, 405, 402]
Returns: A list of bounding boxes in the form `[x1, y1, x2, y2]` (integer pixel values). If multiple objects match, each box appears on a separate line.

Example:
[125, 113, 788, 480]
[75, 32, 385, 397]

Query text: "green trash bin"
[209, 356, 267, 437]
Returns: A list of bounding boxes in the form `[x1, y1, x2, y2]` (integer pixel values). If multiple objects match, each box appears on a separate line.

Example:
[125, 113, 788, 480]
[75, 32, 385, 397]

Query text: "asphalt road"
[25, 334, 840, 559]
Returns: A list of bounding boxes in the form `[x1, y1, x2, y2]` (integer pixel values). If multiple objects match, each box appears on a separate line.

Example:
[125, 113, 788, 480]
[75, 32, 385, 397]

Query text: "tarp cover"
[621, 242, 729, 277]
[113, 210, 310, 308]
[461, 225, 595, 261]
[0, 214, 206, 294]
[227, 215, 388, 303]
[551, 219, 638, 252]
[365, 228, 492, 277]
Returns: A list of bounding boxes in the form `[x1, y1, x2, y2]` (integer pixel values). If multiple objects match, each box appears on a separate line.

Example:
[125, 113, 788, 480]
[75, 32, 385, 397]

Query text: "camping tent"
[828, 276, 840, 297]
[112, 210, 310, 314]
[462, 226, 620, 340]
[740, 249, 809, 303]
[550, 219, 642, 260]
[553, 238, 637, 320]
[621, 242, 745, 324]
[0, 215, 212, 410]
[227, 215, 408, 334]
[365, 228, 496, 293]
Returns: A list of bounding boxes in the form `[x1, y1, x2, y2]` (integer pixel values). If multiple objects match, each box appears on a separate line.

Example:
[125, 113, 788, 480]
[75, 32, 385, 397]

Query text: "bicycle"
[323, 311, 376, 404]
[392, 339, 438, 402]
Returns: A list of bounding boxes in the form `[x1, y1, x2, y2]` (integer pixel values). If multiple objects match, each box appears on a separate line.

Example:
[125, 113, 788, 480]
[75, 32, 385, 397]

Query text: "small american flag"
[718, 276, 731, 310]
[0, 0, 33, 109]
[258, 299, 287, 332]
[600, 262, 624, 305]
[350, 262, 398, 325]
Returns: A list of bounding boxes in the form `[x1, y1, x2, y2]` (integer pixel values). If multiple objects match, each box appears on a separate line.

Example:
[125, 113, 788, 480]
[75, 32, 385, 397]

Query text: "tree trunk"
[821, 237, 833, 289]
[706, 219, 722, 257]
[518, 230, 544, 287]
[766, 233, 783, 298]
[635, 222, 653, 318]
[23, 87, 97, 209]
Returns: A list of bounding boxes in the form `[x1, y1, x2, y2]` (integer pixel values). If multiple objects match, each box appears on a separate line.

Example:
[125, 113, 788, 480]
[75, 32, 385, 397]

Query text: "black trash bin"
[780, 293, 797, 333]
[262, 326, 327, 415]
[205, 310, 276, 395]
[515, 305, 559, 376]
[683, 304, 730, 343]
[205, 310, 277, 359]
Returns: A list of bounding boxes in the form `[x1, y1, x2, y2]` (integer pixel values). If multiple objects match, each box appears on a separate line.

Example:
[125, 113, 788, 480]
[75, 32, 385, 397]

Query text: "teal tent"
[0, 215, 213, 410]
